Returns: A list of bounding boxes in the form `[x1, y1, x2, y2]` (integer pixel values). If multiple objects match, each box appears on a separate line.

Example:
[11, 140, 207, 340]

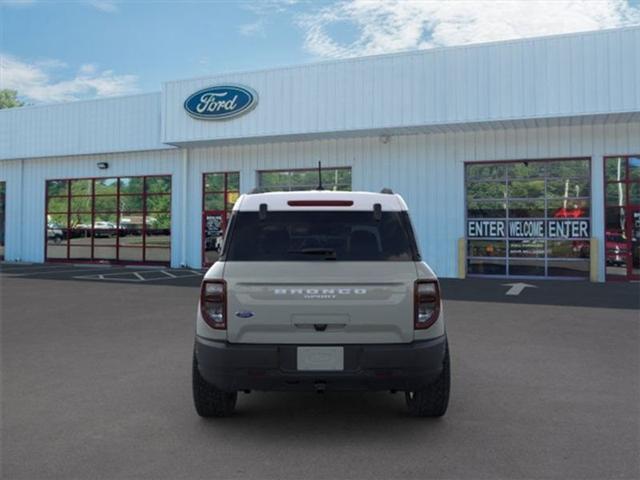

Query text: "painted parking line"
[73, 269, 203, 283]
[502, 282, 538, 295]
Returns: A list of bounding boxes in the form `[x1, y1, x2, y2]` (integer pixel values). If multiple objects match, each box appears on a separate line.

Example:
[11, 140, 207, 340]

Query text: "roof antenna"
[316, 161, 324, 191]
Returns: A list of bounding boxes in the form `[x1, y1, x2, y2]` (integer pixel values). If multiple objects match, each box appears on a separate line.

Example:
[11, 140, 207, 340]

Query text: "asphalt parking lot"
[1, 263, 639, 479]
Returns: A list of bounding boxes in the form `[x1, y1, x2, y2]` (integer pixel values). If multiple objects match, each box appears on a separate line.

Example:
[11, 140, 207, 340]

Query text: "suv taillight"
[200, 280, 226, 330]
[414, 280, 440, 329]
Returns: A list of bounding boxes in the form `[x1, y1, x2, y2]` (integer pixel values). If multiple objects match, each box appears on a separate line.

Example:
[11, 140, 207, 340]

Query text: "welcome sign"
[184, 85, 258, 120]
[467, 219, 590, 239]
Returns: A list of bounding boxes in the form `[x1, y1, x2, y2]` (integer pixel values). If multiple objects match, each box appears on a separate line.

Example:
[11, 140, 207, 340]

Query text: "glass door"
[630, 208, 640, 280]
[202, 211, 226, 266]
[604, 156, 640, 281]
[202, 172, 239, 267]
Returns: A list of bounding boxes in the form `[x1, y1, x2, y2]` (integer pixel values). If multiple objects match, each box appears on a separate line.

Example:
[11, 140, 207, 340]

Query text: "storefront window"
[630, 157, 640, 180]
[258, 167, 352, 192]
[202, 172, 240, 266]
[467, 200, 506, 218]
[467, 240, 507, 257]
[45, 175, 171, 264]
[604, 156, 640, 280]
[465, 158, 591, 278]
[467, 258, 506, 275]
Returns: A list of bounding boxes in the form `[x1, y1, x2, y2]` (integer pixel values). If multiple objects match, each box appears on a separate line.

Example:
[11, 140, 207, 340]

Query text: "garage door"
[465, 158, 591, 278]
[46, 176, 171, 264]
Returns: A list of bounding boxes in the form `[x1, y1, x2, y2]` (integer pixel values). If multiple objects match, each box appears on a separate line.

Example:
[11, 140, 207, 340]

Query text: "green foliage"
[146, 194, 170, 212]
[145, 176, 171, 194]
[466, 181, 505, 200]
[94, 178, 118, 195]
[204, 173, 225, 192]
[259, 168, 352, 191]
[0, 90, 24, 109]
[70, 180, 92, 196]
[120, 177, 144, 194]
[120, 195, 143, 213]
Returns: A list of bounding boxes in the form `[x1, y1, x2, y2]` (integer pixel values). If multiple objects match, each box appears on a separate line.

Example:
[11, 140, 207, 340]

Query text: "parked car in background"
[47, 223, 64, 243]
[93, 221, 117, 238]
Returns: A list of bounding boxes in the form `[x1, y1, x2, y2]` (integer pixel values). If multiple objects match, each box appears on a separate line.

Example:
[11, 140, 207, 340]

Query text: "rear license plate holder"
[296, 346, 344, 371]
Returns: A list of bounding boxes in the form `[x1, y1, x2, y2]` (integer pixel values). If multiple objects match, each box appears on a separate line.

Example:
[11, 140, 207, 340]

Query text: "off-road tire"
[405, 342, 450, 417]
[192, 352, 237, 418]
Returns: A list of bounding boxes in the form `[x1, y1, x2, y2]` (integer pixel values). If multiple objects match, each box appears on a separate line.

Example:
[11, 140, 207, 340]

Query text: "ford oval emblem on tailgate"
[235, 311, 255, 318]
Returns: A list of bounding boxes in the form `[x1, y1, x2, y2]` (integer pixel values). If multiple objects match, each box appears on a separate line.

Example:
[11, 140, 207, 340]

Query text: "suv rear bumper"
[194, 335, 447, 392]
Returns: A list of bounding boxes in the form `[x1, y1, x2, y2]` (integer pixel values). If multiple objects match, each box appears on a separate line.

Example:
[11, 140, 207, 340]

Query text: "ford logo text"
[184, 85, 258, 120]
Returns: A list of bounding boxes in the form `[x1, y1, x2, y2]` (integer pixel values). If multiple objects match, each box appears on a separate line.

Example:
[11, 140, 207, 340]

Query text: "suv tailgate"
[224, 262, 416, 344]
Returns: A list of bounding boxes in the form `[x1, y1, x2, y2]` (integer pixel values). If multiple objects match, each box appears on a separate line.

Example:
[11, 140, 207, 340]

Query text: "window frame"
[464, 157, 592, 279]
[44, 175, 171, 265]
[201, 171, 240, 267]
[603, 155, 640, 281]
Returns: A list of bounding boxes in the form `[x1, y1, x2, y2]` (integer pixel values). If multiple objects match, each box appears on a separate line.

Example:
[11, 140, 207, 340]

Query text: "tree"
[0, 89, 24, 109]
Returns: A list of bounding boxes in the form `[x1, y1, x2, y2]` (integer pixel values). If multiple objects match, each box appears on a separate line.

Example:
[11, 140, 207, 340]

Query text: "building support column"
[180, 149, 189, 268]
[590, 238, 599, 282]
[457, 238, 466, 279]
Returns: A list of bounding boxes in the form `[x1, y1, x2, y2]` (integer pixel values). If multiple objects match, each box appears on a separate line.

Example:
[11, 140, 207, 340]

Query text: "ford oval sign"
[184, 85, 258, 120]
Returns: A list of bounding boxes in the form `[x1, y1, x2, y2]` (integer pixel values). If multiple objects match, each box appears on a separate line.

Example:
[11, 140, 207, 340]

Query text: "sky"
[1, 0, 640, 105]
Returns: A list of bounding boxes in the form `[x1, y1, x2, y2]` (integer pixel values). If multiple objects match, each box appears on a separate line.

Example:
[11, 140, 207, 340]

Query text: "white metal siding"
[2, 27, 638, 163]
[163, 28, 640, 145]
[1, 121, 638, 280]
[0, 93, 170, 161]
[183, 121, 640, 280]
[0, 160, 23, 261]
[1, 149, 184, 265]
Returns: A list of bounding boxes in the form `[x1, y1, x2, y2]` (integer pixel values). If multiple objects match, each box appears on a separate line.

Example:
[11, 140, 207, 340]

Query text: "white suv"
[193, 190, 450, 417]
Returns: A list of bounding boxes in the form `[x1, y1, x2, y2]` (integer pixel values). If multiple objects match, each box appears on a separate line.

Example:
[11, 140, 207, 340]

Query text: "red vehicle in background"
[553, 206, 585, 219]
[552, 204, 589, 258]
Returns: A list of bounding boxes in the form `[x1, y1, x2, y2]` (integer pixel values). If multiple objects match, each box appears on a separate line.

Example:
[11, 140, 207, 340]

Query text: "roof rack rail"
[380, 188, 394, 194]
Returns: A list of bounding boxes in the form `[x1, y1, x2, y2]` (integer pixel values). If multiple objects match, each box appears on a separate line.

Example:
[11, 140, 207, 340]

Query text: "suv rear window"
[223, 211, 419, 261]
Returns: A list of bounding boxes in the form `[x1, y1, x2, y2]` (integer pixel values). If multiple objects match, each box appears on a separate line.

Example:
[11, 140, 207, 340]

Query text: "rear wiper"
[288, 248, 337, 259]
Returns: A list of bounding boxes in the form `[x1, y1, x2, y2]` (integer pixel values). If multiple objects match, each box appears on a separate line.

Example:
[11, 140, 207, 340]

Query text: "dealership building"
[1, 27, 639, 281]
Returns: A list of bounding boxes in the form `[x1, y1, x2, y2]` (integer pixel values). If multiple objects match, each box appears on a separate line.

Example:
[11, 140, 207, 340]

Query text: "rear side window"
[223, 211, 419, 261]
